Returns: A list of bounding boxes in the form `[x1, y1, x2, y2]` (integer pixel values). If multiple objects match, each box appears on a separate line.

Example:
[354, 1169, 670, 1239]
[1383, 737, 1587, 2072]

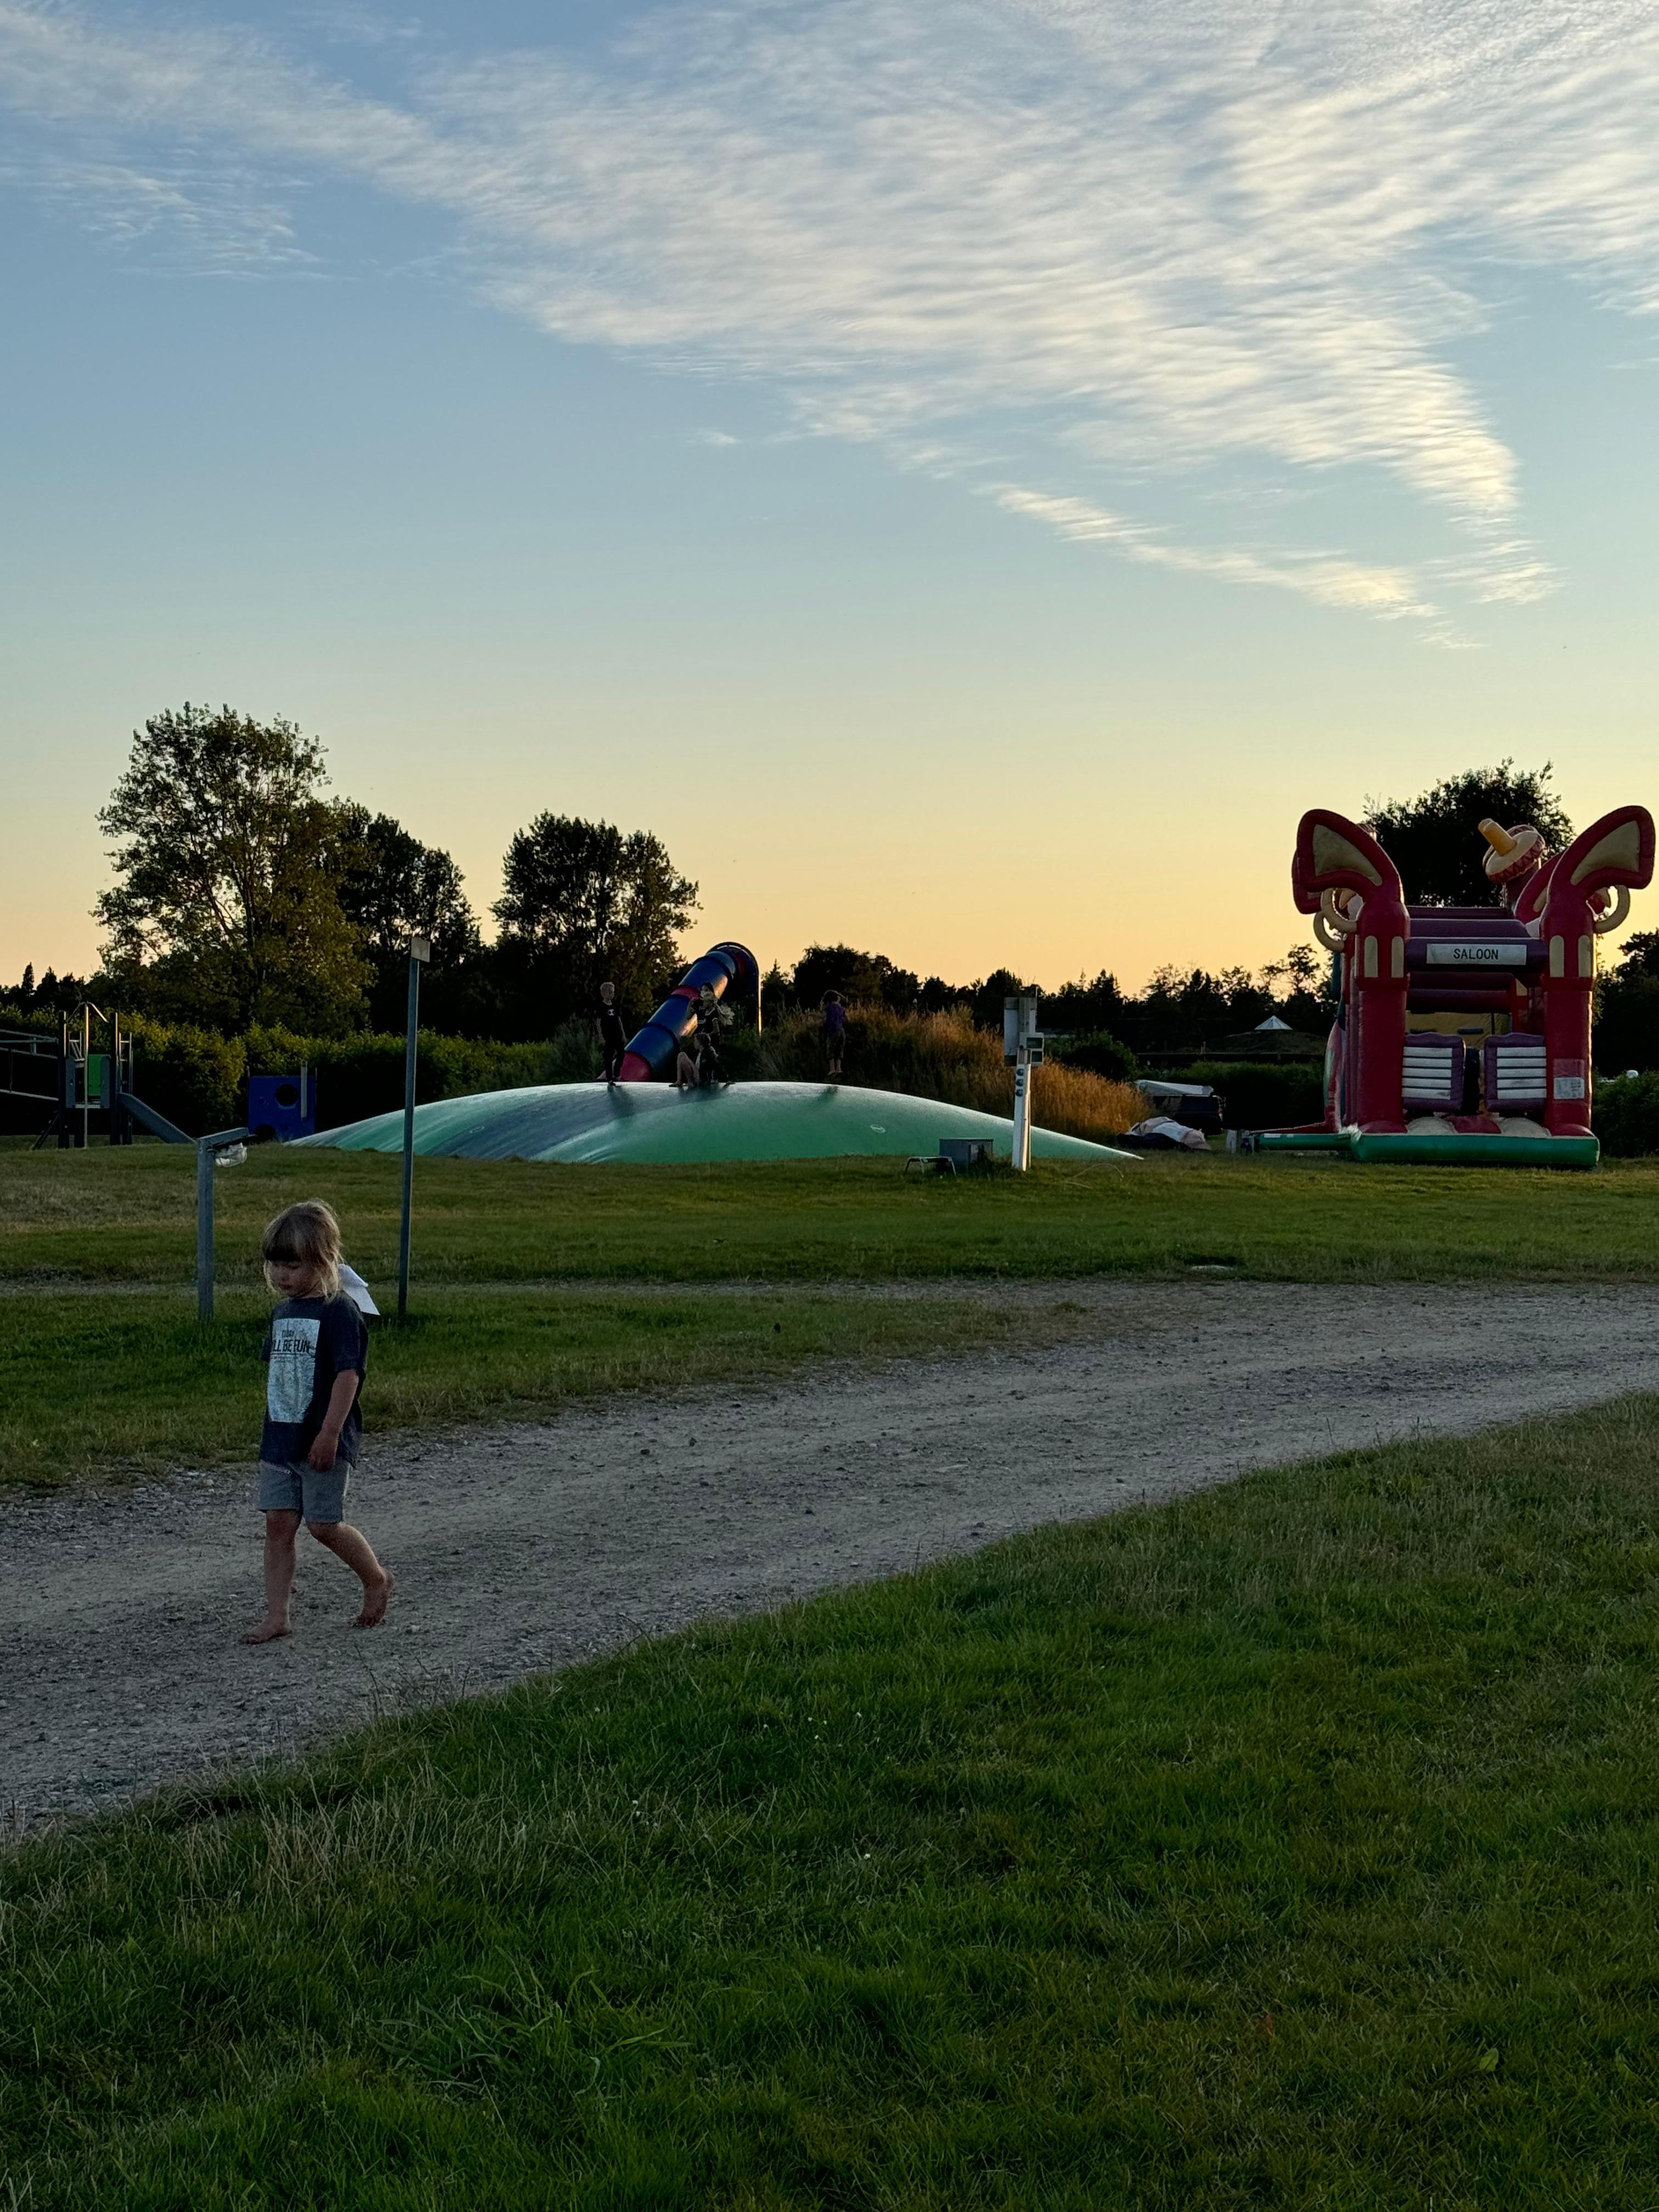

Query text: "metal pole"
[110, 1011, 125, 1146]
[57, 1013, 71, 1149]
[197, 1138, 215, 1321]
[398, 936, 430, 1323]
[195, 1126, 252, 1322]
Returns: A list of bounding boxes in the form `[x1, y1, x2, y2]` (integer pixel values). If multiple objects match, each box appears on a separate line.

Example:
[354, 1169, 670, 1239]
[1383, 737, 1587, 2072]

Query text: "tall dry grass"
[756, 1005, 1141, 1143]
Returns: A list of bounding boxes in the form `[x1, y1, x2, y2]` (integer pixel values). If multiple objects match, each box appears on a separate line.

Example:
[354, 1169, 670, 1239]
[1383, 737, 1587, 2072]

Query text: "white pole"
[1012, 1053, 1032, 1171]
[1007, 991, 1039, 1171]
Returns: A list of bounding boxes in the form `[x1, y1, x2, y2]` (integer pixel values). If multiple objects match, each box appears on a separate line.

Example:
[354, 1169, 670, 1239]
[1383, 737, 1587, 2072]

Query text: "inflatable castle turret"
[1260, 802, 1654, 1166]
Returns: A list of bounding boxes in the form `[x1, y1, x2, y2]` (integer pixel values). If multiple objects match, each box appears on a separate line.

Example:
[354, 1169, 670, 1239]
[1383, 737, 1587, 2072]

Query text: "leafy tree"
[492, 814, 698, 1030]
[1612, 932, 1659, 981]
[1256, 944, 1333, 1031]
[97, 704, 368, 1032]
[1214, 965, 1276, 1028]
[1045, 969, 1128, 1036]
[967, 968, 1039, 1032]
[334, 807, 481, 1029]
[16, 964, 34, 1013]
[1596, 933, 1659, 1074]
[916, 975, 967, 1017]
[21, 967, 88, 1019]
[793, 945, 921, 1013]
[1057, 1031, 1139, 1083]
[1364, 762, 1573, 906]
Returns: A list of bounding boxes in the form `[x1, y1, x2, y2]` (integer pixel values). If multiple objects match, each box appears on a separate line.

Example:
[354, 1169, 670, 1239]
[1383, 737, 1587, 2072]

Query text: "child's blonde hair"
[261, 1200, 343, 1301]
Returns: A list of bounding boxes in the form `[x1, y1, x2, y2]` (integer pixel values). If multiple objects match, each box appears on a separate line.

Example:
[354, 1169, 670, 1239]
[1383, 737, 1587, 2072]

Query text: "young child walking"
[241, 1199, 392, 1645]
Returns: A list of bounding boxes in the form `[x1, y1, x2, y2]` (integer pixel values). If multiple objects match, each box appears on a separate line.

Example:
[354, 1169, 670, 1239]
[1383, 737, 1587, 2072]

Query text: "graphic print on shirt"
[267, 1316, 322, 1424]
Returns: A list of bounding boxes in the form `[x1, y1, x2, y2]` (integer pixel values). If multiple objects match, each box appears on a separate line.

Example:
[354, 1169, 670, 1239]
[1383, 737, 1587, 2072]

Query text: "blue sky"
[3, 0, 1657, 991]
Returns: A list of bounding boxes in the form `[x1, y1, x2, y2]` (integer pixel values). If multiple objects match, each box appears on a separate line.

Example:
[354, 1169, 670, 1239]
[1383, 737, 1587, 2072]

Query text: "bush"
[1596, 972, 1659, 1074]
[128, 1018, 248, 1132]
[1167, 1059, 1326, 1132]
[759, 1005, 1139, 1144]
[246, 1026, 550, 1130]
[1055, 1030, 1139, 1084]
[544, 1016, 602, 1084]
[0, 1005, 566, 1140]
[1595, 1073, 1659, 1158]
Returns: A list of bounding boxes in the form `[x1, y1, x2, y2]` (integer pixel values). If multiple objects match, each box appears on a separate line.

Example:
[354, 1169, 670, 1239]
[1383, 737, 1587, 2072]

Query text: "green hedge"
[1166, 1059, 1326, 1132]
[1054, 1030, 1140, 1084]
[244, 1025, 554, 1130]
[0, 1002, 573, 1138]
[1594, 1073, 1659, 1158]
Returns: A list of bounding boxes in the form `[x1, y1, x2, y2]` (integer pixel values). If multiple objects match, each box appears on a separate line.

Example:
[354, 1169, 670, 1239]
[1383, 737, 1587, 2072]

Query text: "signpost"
[397, 934, 431, 1323]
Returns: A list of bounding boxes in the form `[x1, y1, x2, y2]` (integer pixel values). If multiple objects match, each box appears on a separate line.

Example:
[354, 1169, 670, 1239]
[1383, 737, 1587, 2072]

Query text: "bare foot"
[354, 1571, 394, 1630]
[240, 1617, 291, 1646]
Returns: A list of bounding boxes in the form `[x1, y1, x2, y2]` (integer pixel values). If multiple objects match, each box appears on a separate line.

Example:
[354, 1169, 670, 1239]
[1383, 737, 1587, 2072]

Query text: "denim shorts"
[257, 1457, 353, 1524]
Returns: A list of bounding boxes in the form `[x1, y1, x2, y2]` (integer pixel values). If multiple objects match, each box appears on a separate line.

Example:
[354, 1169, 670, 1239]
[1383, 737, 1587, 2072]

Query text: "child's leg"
[306, 1519, 394, 1628]
[241, 1509, 301, 1643]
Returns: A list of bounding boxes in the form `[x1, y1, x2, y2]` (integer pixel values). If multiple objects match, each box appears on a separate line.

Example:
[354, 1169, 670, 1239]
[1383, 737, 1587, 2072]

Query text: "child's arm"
[307, 1369, 362, 1471]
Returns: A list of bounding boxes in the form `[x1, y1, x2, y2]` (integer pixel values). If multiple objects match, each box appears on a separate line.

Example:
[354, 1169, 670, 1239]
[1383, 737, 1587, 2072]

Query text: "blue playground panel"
[249, 1074, 318, 1142]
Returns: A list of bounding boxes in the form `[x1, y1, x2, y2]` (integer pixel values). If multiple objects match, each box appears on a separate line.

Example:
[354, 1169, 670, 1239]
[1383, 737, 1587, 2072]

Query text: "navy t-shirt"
[260, 1294, 369, 1467]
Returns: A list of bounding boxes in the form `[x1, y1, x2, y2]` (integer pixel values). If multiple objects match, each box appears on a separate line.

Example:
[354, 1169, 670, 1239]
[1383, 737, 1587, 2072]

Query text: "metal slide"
[617, 941, 760, 1082]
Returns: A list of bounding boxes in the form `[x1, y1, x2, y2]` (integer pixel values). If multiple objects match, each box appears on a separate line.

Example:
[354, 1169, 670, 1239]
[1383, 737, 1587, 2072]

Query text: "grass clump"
[7, 1395, 1659, 2207]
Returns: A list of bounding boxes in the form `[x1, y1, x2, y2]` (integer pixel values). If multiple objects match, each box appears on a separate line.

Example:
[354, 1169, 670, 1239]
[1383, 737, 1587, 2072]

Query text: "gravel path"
[4, 1281, 1656, 1830]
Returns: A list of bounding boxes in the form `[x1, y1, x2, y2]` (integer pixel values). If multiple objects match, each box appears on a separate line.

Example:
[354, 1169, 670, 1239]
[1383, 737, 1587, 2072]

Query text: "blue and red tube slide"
[617, 943, 759, 1082]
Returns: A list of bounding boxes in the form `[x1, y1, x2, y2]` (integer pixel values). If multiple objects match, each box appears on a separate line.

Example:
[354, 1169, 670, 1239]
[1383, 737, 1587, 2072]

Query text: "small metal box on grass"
[939, 1137, 993, 1171]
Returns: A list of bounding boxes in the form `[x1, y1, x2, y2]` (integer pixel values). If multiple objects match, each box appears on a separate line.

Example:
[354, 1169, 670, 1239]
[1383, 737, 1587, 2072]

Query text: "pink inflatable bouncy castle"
[1261, 803, 1655, 1165]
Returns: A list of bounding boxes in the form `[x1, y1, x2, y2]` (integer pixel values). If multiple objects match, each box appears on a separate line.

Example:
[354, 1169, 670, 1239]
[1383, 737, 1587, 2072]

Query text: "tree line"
[8, 723, 1659, 1074]
[23, 704, 697, 1042]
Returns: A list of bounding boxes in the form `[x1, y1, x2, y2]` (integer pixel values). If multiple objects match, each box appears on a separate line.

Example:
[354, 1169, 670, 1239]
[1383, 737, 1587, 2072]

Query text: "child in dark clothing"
[694, 983, 733, 1084]
[596, 980, 629, 1084]
[822, 990, 847, 1079]
[241, 1199, 392, 1645]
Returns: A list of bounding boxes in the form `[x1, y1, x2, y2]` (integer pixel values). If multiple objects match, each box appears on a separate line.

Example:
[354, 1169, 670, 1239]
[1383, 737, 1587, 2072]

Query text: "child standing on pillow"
[241, 1199, 392, 1645]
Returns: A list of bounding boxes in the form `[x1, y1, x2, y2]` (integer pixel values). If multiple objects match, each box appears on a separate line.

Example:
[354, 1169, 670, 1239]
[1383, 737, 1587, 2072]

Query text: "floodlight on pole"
[397, 935, 431, 1323]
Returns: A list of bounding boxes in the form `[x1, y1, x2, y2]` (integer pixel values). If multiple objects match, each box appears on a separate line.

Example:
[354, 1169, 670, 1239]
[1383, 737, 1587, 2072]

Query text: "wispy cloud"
[991, 484, 1436, 621]
[13, 151, 315, 270]
[3, 0, 1657, 627]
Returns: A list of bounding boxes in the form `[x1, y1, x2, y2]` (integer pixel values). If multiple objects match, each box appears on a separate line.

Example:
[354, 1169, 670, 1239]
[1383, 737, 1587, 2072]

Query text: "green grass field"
[6, 1140, 1657, 1487]
[6, 1138, 1659, 1288]
[7, 1395, 1659, 2210]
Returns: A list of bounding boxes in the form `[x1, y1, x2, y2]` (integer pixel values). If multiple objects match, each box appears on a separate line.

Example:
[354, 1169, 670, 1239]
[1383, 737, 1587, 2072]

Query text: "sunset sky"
[3, 0, 1657, 994]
